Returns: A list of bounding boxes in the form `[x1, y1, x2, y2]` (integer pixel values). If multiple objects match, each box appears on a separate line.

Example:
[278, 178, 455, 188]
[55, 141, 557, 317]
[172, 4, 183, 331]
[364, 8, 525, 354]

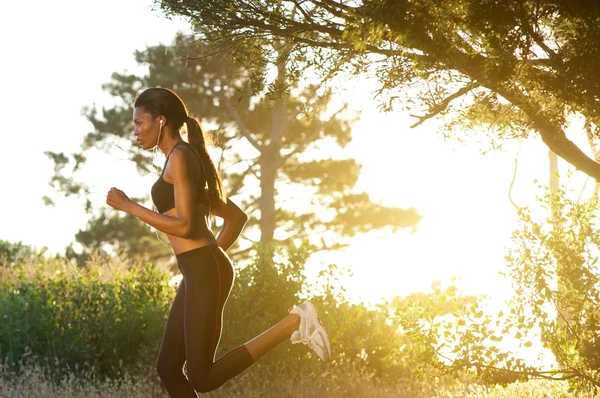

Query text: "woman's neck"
[159, 135, 184, 157]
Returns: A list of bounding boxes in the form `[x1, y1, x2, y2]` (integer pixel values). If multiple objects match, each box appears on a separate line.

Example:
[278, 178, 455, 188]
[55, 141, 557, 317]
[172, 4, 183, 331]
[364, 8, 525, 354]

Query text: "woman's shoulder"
[172, 141, 202, 161]
[168, 142, 203, 178]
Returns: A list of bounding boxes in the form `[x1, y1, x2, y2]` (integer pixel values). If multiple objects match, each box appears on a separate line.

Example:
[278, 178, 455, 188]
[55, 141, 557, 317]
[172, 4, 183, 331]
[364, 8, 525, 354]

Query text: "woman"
[106, 87, 331, 396]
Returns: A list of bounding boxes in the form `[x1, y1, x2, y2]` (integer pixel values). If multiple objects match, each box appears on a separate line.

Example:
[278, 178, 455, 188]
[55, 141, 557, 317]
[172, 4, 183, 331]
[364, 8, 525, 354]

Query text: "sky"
[0, 0, 192, 253]
[1, 0, 596, 314]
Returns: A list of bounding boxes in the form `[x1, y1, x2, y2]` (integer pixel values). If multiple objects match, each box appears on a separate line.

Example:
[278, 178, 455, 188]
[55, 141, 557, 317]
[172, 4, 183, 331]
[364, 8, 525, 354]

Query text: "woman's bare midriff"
[163, 203, 217, 255]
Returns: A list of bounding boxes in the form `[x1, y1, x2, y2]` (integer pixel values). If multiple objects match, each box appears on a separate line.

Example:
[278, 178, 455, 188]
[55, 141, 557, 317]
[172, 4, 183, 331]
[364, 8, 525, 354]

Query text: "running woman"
[105, 87, 331, 396]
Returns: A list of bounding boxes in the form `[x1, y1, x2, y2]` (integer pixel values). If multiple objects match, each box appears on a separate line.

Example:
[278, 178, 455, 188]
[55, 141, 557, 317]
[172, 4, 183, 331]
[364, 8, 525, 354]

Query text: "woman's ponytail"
[186, 116, 225, 210]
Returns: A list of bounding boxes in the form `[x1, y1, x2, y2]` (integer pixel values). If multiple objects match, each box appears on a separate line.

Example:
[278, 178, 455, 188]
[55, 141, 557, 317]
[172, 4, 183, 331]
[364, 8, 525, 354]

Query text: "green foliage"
[0, 240, 41, 264]
[212, 240, 430, 383]
[505, 187, 600, 387]
[397, 280, 535, 386]
[158, 0, 600, 179]
[0, 241, 424, 388]
[219, 241, 308, 361]
[0, 252, 172, 381]
[394, 186, 600, 391]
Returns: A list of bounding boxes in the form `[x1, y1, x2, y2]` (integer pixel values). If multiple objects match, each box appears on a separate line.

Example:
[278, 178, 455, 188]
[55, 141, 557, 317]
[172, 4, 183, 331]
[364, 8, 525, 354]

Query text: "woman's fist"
[106, 187, 131, 212]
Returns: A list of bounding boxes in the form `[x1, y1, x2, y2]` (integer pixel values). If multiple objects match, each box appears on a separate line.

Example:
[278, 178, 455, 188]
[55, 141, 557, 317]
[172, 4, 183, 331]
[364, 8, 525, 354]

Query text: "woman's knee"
[186, 364, 217, 393]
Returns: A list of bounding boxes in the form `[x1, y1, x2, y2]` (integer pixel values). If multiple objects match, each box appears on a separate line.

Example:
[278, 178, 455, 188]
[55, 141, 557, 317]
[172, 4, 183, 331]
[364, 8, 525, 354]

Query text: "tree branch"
[220, 93, 263, 152]
[274, 71, 339, 151]
[242, 196, 261, 214]
[227, 163, 260, 196]
[409, 82, 479, 128]
[508, 140, 523, 210]
[290, 0, 312, 22]
[311, 0, 355, 13]
[515, 2, 558, 62]
[493, 84, 600, 181]
[310, 0, 350, 20]
[278, 103, 347, 167]
[228, 12, 431, 62]
[429, 343, 595, 385]
[577, 176, 591, 204]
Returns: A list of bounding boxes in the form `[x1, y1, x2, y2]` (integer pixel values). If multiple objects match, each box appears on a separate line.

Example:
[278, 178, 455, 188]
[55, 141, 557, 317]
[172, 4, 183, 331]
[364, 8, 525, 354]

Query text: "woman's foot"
[288, 300, 332, 361]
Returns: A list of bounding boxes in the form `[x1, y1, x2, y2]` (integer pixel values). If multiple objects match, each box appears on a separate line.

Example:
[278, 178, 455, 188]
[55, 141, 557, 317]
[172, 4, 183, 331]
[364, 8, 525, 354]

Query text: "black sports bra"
[151, 141, 208, 214]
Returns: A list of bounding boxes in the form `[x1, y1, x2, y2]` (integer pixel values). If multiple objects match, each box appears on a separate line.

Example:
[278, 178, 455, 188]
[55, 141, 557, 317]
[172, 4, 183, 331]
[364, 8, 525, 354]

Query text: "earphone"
[152, 118, 164, 174]
[152, 116, 171, 247]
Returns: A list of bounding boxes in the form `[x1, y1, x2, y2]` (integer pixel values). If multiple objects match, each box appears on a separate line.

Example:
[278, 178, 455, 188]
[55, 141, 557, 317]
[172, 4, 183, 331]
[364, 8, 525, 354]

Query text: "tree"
[158, 0, 600, 181]
[45, 34, 420, 263]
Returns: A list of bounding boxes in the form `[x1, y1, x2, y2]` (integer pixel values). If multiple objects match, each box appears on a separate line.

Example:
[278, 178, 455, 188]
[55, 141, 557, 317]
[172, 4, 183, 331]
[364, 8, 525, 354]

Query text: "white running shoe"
[288, 300, 332, 361]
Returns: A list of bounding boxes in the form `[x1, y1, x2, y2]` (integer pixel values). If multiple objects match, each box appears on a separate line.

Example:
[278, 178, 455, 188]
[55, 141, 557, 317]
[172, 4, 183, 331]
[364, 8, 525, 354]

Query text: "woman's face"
[133, 107, 160, 150]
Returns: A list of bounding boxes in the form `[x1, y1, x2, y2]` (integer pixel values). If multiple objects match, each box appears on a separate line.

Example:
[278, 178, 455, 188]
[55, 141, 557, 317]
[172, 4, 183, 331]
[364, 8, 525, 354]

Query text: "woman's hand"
[106, 187, 132, 212]
[211, 197, 248, 251]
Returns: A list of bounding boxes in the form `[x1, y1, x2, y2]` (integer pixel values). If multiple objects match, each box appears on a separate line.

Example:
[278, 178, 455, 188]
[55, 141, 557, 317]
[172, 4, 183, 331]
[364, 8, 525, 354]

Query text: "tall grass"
[2, 358, 599, 397]
[0, 357, 439, 398]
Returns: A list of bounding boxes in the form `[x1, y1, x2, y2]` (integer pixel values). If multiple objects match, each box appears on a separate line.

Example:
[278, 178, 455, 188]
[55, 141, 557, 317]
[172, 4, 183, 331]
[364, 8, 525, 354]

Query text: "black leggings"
[156, 244, 255, 395]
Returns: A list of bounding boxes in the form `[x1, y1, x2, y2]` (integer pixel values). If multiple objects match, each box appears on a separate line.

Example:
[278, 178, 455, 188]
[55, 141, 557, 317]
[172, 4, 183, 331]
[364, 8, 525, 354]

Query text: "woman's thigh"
[156, 279, 187, 370]
[180, 247, 235, 370]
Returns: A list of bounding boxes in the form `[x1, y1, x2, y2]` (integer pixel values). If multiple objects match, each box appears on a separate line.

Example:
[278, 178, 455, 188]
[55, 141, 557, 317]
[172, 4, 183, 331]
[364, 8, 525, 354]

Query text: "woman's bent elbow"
[179, 223, 194, 239]
[236, 213, 248, 230]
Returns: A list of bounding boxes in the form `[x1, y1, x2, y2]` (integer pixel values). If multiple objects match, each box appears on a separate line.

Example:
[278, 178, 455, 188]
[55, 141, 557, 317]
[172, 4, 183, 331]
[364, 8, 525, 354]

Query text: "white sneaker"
[288, 300, 332, 361]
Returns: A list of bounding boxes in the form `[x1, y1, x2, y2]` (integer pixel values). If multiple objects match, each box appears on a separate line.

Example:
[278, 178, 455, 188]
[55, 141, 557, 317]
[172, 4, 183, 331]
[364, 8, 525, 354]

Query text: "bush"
[0, 249, 173, 381]
[0, 240, 423, 389]
[394, 187, 600, 392]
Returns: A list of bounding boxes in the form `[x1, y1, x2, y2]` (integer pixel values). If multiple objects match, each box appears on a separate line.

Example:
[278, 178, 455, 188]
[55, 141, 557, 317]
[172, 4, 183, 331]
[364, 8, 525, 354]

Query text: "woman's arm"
[125, 201, 192, 238]
[211, 197, 248, 252]
[106, 148, 196, 238]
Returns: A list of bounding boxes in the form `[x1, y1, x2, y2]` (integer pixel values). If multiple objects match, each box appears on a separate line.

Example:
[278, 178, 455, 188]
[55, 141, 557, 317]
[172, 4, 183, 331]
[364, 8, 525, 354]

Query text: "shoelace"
[296, 331, 316, 349]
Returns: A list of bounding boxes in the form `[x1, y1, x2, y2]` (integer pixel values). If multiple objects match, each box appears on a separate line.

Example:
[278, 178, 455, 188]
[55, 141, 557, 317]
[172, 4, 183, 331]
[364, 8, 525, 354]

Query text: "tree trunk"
[549, 150, 559, 198]
[259, 149, 278, 245]
[258, 40, 287, 247]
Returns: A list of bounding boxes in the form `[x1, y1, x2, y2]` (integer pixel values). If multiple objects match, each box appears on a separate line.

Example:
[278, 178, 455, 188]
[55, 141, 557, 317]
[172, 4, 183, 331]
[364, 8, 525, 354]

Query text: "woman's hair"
[134, 87, 225, 207]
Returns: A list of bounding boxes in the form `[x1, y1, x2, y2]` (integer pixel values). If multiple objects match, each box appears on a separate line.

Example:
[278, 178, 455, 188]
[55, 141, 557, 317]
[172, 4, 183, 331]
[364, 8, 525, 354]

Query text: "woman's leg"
[179, 245, 253, 393]
[179, 245, 300, 393]
[244, 313, 300, 361]
[156, 279, 198, 397]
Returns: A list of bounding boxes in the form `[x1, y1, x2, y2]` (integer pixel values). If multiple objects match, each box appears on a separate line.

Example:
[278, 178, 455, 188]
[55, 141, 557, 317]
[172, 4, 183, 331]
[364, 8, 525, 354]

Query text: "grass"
[2, 359, 599, 397]
[0, 360, 415, 397]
